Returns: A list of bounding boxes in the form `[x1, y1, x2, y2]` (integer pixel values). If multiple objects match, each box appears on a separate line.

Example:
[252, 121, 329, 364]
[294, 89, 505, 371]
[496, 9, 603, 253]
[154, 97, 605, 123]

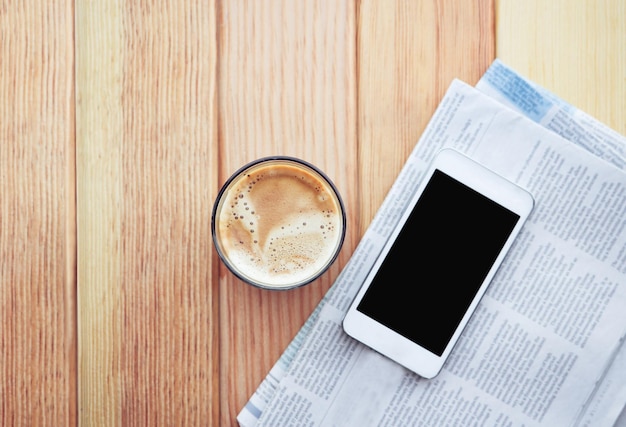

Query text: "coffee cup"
[212, 156, 346, 290]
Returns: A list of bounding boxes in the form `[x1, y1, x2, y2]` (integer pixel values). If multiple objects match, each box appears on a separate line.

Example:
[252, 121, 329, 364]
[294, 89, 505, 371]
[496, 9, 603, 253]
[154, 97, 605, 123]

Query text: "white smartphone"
[343, 148, 534, 379]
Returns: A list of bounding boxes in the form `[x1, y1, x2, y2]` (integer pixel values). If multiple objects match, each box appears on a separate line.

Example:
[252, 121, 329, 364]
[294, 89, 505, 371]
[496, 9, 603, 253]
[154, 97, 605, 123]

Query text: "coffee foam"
[215, 161, 344, 288]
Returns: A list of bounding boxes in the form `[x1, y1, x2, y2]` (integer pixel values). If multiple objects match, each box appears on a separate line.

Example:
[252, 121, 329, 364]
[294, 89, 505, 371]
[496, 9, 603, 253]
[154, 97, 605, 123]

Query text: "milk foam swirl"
[213, 159, 344, 289]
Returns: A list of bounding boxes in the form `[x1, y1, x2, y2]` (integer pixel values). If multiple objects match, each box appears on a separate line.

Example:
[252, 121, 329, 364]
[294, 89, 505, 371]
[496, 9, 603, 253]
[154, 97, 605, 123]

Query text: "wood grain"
[357, 0, 495, 235]
[0, 0, 76, 425]
[216, 1, 358, 423]
[76, 0, 218, 424]
[497, 0, 626, 136]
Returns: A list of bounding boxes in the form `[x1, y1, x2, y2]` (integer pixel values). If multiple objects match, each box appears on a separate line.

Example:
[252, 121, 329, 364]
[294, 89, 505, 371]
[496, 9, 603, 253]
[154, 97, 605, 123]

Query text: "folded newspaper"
[238, 59, 626, 427]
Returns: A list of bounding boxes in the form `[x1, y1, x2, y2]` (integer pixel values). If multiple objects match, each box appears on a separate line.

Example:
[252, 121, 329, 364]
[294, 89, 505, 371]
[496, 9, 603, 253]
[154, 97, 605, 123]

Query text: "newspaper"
[476, 60, 626, 427]
[238, 61, 626, 427]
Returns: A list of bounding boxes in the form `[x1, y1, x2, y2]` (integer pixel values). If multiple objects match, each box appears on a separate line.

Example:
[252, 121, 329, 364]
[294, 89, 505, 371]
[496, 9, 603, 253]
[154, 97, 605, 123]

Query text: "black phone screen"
[356, 169, 520, 356]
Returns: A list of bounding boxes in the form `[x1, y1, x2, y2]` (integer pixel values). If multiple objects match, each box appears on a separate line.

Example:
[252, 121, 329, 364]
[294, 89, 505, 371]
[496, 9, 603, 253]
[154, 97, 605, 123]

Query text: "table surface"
[2, 0, 625, 425]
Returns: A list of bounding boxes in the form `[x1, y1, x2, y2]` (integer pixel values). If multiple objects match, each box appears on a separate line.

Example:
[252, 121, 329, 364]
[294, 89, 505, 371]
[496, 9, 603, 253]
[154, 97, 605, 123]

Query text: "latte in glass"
[212, 157, 346, 290]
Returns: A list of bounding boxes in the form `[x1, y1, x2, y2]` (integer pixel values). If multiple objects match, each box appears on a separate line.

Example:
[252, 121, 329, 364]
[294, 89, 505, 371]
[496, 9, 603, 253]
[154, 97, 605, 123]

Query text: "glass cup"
[212, 156, 346, 290]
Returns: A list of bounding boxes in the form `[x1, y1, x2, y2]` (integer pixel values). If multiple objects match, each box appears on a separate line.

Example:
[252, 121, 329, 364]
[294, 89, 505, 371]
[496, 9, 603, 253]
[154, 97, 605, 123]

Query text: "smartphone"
[342, 148, 534, 379]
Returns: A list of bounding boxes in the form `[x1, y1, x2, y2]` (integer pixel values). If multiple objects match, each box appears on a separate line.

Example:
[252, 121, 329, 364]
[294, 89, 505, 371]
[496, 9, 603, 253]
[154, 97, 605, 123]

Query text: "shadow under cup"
[211, 156, 346, 290]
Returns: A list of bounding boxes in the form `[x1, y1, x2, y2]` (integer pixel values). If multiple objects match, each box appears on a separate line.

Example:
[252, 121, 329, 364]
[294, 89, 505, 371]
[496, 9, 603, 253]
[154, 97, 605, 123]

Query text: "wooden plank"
[0, 0, 76, 425]
[217, 1, 358, 422]
[76, 0, 218, 424]
[358, 0, 496, 235]
[497, 0, 626, 136]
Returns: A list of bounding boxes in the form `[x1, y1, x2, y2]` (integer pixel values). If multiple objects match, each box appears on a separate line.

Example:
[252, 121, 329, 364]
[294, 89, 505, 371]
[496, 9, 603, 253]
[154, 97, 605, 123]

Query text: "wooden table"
[2, 1, 624, 425]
